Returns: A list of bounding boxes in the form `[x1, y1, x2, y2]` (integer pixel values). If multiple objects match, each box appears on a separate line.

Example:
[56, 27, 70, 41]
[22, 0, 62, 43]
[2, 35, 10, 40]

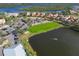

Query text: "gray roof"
[5, 27, 15, 33]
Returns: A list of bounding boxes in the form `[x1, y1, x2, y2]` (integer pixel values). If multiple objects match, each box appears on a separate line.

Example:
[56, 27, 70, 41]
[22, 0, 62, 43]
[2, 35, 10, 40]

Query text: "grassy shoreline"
[20, 21, 63, 56]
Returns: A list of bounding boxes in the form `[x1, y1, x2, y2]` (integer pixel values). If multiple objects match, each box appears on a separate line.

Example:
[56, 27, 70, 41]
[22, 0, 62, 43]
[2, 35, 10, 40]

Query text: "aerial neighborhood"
[0, 4, 79, 56]
[0, 11, 78, 56]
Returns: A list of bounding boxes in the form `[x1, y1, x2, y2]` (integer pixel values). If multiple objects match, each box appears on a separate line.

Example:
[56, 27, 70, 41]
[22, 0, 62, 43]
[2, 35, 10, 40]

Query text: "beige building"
[36, 12, 41, 17]
[3, 33, 15, 46]
[32, 12, 37, 17]
[41, 12, 46, 17]
[6, 13, 19, 17]
[26, 12, 31, 16]
[70, 10, 77, 14]
[0, 18, 6, 26]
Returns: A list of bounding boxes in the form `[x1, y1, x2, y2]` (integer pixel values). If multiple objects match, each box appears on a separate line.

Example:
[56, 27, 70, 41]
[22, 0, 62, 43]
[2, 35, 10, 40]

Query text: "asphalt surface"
[29, 27, 79, 56]
[0, 47, 3, 56]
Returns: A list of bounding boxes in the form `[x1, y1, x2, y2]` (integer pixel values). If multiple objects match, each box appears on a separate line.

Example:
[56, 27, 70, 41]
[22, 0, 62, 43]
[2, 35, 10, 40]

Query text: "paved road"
[29, 27, 79, 56]
[0, 47, 3, 56]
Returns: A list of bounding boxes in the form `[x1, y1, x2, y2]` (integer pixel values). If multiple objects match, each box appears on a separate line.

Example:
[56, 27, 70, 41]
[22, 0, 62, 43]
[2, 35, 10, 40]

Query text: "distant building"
[13, 18, 28, 30]
[41, 12, 46, 17]
[4, 26, 15, 34]
[6, 13, 19, 17]
[71, 6, 79, 13]
[0, 18, 5, 25]
[20, 24, 28, 30]
[53, 14, 59, 18]
[0, 30, 8, 36]
[3, 43, 26, 56]
[72, 6, 79, 11]
[37, 12, 41, 17]
[0, 25, 15, 35]
[0, 25, 9, 30]
[26, 12, 31, 16]
[70, 10, 77, 14]
[47, 13, 53, 18]
[32, 12, 37, 17]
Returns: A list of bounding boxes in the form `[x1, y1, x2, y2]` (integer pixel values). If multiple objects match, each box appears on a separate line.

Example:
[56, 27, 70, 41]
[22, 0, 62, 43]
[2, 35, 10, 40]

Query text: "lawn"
[28, 21, 63, 35]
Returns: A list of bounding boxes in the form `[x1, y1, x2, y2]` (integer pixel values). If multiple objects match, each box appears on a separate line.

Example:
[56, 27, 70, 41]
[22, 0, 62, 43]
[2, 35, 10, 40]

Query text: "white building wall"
[3, 44, 26, 56]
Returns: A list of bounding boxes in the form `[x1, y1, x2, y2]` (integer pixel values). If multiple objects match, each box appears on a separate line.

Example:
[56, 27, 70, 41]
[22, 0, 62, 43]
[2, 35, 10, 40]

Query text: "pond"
[0, 4, 64, 13]
[0, 5, 32, 13]
[29, 27, 79, 56]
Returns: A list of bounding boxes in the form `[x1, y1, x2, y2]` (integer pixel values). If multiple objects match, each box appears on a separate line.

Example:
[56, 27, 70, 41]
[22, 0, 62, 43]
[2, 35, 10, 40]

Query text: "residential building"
[41, 12, 46, 17]
[26, 12, 31, 16]
[3, 33, 16, 45]
[70, 10, 77, 14]
[32, 12, 37, 17]
[0, 18, 6, 26]
[6, 13, 19, 17]
[36, 12, 41, 17]
[13, 18, 28, 30]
